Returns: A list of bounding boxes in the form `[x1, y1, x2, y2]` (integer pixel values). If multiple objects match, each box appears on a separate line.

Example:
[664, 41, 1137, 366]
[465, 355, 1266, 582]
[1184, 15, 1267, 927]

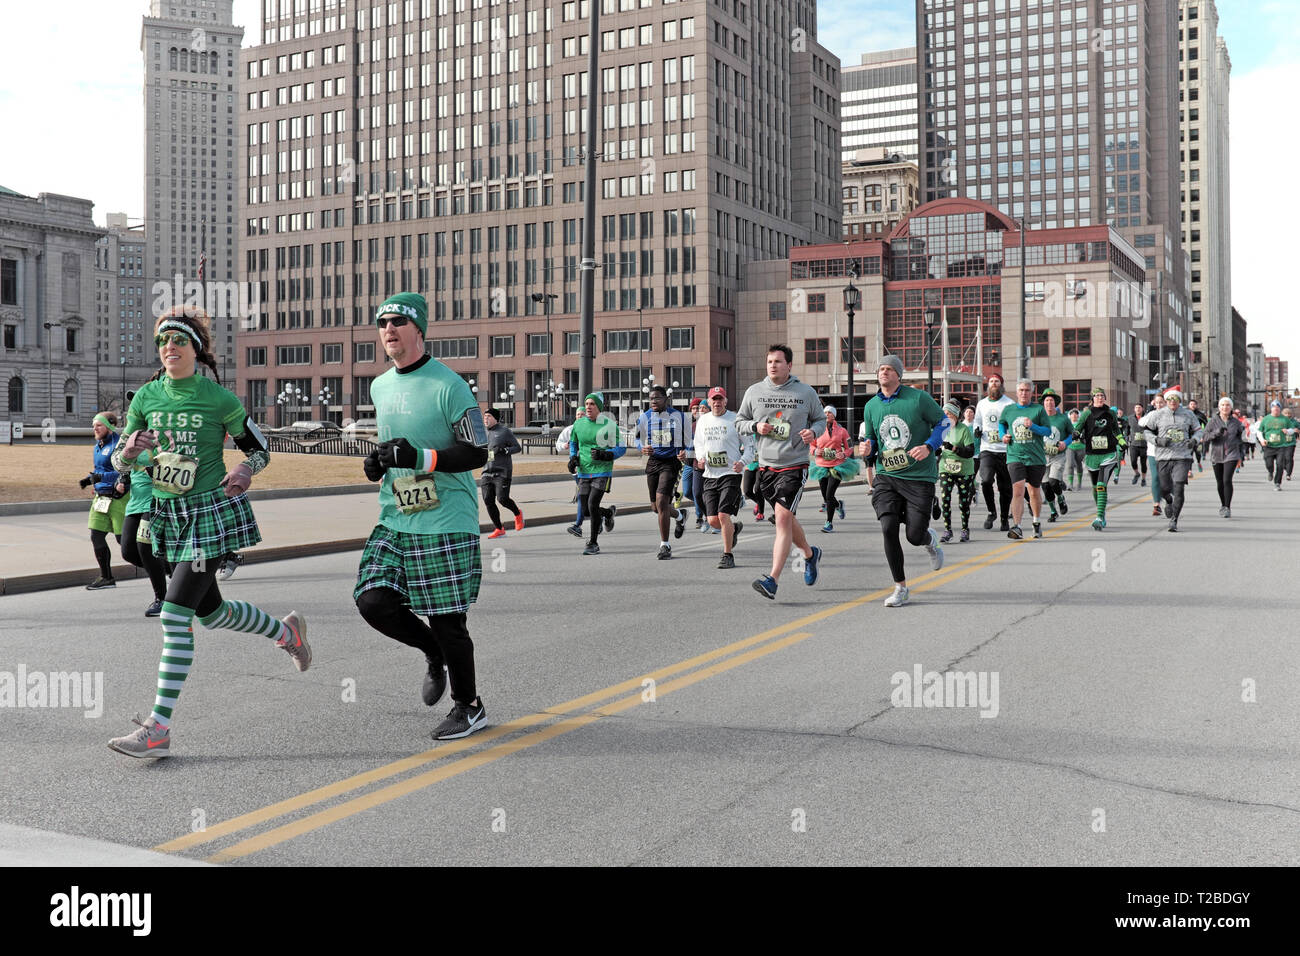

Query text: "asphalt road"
[2, 461, 1297, 866]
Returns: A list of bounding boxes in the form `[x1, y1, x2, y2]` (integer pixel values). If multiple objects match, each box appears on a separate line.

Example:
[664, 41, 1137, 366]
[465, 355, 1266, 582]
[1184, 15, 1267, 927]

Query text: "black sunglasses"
[377, 315, 410, 329]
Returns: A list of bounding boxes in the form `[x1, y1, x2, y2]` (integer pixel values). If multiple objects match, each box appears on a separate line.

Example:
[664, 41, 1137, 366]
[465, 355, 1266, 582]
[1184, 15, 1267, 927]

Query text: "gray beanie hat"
[879, 354, 904, 375]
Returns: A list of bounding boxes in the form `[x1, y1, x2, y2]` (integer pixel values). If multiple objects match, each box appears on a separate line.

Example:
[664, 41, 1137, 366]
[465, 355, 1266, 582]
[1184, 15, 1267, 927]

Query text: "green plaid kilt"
[149, 487, 262, 564]
[354, 526, 482, 616]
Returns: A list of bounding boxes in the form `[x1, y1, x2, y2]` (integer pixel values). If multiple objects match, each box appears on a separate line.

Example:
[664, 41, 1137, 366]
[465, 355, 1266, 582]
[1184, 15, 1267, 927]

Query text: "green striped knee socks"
[1094, 482, 1108, 521]
[198, 600, 287, 642]
[152, 601, 196, 728]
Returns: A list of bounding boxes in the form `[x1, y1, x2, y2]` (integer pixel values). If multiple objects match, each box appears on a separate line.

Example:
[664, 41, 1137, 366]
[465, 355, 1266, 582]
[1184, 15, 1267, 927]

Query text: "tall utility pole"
[1018, 214, 1028, 381]
[577, 0, 600, 403]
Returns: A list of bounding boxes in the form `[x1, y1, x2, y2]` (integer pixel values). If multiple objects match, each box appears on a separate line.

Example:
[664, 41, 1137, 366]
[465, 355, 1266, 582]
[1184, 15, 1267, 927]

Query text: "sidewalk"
[0, 468, 656, 595]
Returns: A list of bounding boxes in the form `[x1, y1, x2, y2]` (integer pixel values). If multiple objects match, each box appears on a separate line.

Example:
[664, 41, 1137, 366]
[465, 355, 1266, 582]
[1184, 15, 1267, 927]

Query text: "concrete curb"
[0, 504, 657, 596]
[0, 466, 637, 516]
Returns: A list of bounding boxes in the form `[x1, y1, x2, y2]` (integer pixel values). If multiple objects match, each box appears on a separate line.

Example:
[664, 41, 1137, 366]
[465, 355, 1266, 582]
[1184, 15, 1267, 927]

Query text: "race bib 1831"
[393, 473, 440, 515]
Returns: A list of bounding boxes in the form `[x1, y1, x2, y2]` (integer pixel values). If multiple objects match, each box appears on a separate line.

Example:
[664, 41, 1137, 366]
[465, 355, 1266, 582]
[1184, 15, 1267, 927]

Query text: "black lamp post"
[842, 271, 861, 439]
[924, 309, 939, 398]
[530, 291, 558, 420]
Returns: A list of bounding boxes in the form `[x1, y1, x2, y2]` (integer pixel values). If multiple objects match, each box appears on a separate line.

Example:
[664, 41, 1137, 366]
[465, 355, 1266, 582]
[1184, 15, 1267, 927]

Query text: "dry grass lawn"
[0, 442, 638, 504]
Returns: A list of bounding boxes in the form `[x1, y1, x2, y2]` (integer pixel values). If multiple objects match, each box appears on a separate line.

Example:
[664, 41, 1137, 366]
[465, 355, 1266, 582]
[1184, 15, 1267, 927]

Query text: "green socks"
[152, 601, 195, 728]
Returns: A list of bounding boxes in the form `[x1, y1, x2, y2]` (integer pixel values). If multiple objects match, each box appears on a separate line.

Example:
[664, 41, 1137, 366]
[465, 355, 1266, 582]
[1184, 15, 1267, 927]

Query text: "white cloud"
[816, 2, 916, 67]
[1230, 61, 1300, 371]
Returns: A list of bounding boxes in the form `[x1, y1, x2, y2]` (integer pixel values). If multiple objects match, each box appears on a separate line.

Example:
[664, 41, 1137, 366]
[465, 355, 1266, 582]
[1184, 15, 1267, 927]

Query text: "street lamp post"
[43, 321, 62, 426]
[499, 382, 517, 425]
[531, 291, 558, 421]
[842, 269, 861, 440]
[317, 385, 334, 423]
[637, 306, 645, 409]
[924, 309, 939, 397]
[120, 358, 127, 413]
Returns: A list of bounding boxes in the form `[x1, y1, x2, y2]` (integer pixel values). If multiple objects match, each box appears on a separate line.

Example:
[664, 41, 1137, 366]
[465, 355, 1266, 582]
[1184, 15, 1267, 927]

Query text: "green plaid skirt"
[354, 526, 482, 616]
[149, 488, 262, 564]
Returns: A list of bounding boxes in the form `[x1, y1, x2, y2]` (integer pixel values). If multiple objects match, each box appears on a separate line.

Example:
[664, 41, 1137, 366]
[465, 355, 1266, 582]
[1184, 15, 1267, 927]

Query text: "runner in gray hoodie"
[735, 344, 828, 600]
[1138, 388, 1203, 532]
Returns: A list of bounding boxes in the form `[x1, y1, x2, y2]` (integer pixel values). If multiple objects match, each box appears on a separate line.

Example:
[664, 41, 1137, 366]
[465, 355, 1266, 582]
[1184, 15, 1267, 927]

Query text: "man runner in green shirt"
[355, 292, 493, 741]
[1039, 388, 1073, 523]
[857, 355, 947, 607]
[1257, 400, 1298, 490]
[997, 379, 1058, 539]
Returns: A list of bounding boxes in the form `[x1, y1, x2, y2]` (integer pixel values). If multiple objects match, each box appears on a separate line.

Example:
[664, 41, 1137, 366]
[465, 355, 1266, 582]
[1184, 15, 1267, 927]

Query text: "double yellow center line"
[155, 495, 1135, 862]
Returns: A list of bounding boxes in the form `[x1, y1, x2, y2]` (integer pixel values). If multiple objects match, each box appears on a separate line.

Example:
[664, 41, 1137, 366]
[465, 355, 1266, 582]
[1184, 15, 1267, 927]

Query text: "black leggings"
[880, 509, 931, 584]
[90, 528, 121, 578]
[120, 513, 168, 601]
[356, 588, 478, 705]
[979, 455, 1012, 519]
[1213, 462, 1237, 508]
[743, 468, 766, 513]
[164, 560, 225, 617]
[819, 475, 842, 515]
[481, 476, 521, 530]
[1128, 445, 1148, 473]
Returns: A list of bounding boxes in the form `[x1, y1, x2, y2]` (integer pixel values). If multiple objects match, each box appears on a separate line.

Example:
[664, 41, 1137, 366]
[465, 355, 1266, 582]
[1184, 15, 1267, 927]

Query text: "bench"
[520, 435, 556, 454]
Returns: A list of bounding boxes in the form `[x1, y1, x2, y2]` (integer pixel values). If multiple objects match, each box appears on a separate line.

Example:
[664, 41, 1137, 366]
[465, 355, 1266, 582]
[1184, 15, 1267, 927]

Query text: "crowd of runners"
[87, 292, 1296, 757]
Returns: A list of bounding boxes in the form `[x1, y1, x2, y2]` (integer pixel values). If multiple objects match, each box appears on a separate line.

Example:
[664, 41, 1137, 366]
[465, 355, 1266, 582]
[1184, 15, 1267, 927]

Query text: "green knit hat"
[585, 391, 605, 411]
[376, 292, 428, 334]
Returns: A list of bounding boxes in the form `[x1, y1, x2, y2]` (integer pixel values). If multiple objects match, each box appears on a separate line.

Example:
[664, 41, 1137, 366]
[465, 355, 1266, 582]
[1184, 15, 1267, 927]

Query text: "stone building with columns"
[0, 187, 105, 431]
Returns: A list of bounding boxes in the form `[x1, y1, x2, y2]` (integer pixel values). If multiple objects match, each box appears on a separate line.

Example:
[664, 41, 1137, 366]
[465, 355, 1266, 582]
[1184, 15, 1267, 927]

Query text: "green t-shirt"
[372, 358, 480, 535]
[123, 375, 248, 499]
[999, 403, 1051, 466]
[1259, 414, 1298, 448]
[1043, 411, 1072, 459]
[861, 386, 944, 482]
[938, 421, 975, 478]
[126, 467, 154, 516]
[570, 413, 621, 474]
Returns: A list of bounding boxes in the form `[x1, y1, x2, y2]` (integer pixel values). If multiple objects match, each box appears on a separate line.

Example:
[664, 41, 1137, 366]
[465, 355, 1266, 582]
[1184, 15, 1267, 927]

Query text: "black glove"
[590, 448, 614, 461]
[941, 441, 954, 451]
[79, 475, 94, 489]
[363, 451, 385, 482]
[567, 455, 579, 474]
[376, 437, 420, 470]
[1156, 436, 1171, 448]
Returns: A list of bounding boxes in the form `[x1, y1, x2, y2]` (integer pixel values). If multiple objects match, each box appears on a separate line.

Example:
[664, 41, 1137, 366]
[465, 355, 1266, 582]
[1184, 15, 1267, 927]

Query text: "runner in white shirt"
[973, 374, 1015, 531]
[692, 387, 754, 568]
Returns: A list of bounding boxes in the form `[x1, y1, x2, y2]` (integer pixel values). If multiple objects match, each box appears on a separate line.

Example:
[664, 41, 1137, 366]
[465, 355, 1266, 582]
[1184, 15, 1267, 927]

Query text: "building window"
[429, 337, 478, 359]
[1063, 328, 1091, 356]
[354, 376, 375, 408]
[527, 333, 552, 355]
[807, 293, 826, 313]
[603, 329, 651, 352]
[65, 328, 79, 353]
[1027, 329, 1048, 357]
[666, 327, 694, 350]
[490, 334, 515, 357]
[667, 365, 694, 390]
[719, 327, 731, 351]
[1062, 380, 1092, 410]
[247, 346, 267, 366]
[8, 376, 25, 413]
[2, 325, 16, 350]
[276, 345, 312, 365]
[840, 337, 866, 364]
[769, 301, 786, 321]
[565, 331, 582, 354]
[322, 343, 343, 364]
[0, 259, 16, 305]
[354, 341, 376, 363]
[804, 338, 830, 364]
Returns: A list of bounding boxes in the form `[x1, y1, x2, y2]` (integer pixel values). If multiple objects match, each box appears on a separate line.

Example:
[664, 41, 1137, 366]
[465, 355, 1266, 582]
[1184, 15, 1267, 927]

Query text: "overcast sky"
[0, 1, 1293, 370]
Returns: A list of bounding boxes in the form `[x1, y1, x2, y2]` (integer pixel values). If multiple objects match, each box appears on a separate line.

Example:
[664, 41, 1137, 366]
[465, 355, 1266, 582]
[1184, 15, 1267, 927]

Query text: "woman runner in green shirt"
[106, 306, 309, 758]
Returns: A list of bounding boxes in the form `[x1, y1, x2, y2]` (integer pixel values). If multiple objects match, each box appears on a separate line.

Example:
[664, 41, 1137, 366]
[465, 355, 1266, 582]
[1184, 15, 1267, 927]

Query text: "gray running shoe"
[604, 505, 617, 531]
[582, 542, 600, 555]
[674, 508, 687, 539]
[218, 552, 243, 581]
[657, 544, 672, 560]
[925, 528, 944, 570]
[108, 715, 170, 759]
[567, 524, 583, 538]
[731, 521, 743, 545]
[717, 552, 735, 569]
[432, 699, 487, 740]
[86, 577, 116, 590]
[277, 611, 311, 672]
[884, 584, 910, 608]
[422, 659, 448, 707]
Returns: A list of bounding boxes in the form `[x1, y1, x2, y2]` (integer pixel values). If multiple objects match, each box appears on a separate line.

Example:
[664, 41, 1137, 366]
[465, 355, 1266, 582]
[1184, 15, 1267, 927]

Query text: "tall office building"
[1178, 0, 1230, 401]
[840, 47, 918, 163]
[235, 0, 839, 428]
[917, 0, 1190, 389]
[142, 0, 245, 382]
[94, 214, 149, 368]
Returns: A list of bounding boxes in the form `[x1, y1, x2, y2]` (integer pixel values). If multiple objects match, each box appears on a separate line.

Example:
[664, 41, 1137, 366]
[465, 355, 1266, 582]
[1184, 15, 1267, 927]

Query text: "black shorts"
[1156, 458, 1191, 487]
[758, 466, 807, 514]
[701, 474, 743, 517]
[645, 455, 683, 502]
[978, 450, 1009, 484]
[577, 474, 612, 498]
[1007, 462, 1046, 487]
[871, 473, 935, 522]
[480, 473, 512, 498]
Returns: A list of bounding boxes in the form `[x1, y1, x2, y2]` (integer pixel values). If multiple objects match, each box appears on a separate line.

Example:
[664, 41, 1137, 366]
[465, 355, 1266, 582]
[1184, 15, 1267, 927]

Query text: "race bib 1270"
[152, 450, 198, 495]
